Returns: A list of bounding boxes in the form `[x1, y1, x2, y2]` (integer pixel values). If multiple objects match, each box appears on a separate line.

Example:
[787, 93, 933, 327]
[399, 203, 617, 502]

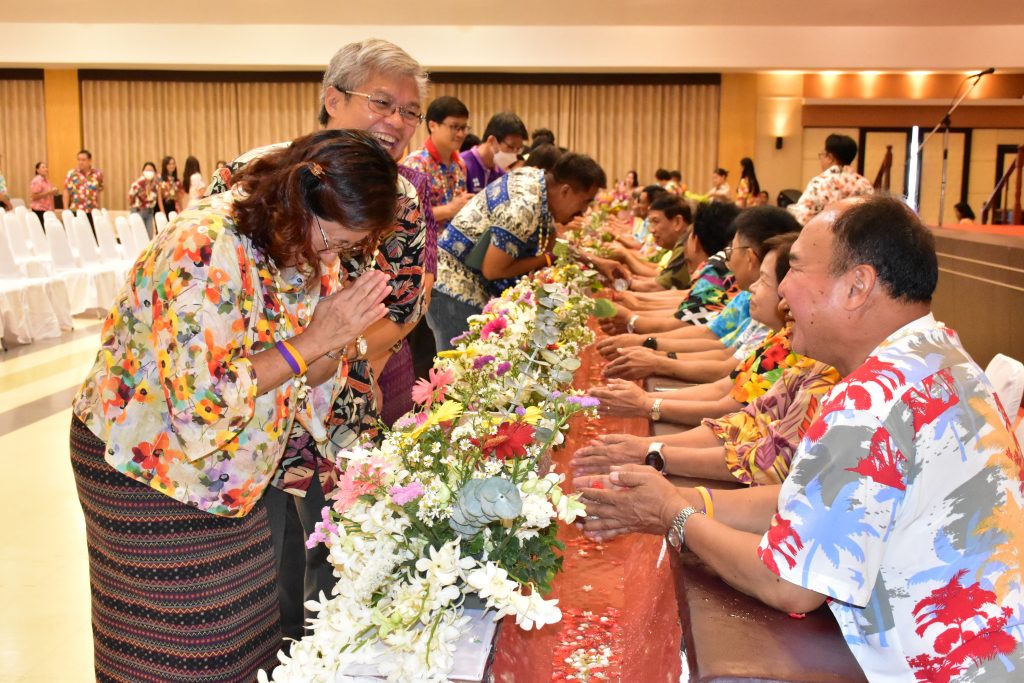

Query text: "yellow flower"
[520, 406, 543, 425]
[437, 347, 478, 360]
[406, 401, 464, 441]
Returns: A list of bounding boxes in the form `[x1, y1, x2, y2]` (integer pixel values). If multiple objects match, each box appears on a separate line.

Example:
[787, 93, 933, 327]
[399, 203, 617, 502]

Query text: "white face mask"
[493, 150, 518, 170]
[143, 170, 156, 180]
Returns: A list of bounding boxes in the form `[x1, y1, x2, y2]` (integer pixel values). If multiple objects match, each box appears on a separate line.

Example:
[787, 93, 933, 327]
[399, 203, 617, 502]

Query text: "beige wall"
[717, 74, 757, 184]
[754, 74, 805, 198]
[968, 129, 1024, 221]
[0, 79, 47, 204]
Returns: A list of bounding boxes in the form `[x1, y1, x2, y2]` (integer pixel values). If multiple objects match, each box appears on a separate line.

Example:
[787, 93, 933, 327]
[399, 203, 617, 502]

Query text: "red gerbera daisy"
[474, 421, 535, 461]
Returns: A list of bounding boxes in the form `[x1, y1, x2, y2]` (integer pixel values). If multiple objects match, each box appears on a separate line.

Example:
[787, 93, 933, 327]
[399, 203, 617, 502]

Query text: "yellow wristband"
[694, 486, 714, 520]
[280, 340, 308, 375]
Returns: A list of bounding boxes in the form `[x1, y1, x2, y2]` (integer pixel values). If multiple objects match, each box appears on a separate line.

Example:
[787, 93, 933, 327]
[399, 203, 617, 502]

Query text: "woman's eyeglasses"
[340, 89, 424, 126]
[315, 215, 378, 259]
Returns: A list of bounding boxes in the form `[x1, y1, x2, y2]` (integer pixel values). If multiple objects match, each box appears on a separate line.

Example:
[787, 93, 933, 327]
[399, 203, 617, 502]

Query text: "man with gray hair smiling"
[208, 38, 436, 643]
[576, 196, 1024, 681]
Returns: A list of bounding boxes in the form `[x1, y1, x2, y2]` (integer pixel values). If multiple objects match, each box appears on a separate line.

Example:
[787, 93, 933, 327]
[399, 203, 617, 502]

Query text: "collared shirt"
[654, 237, 692, 290]
[436, 167, 552, 307]
[757, 315, 1024, 680]
[705, 289, 749, 343]
[65, 167, 104, 211]
[128, 176, 160, 211]
[788, 164, 874, 225]
[730, 325, 807, 405]
[160, 176, 182, 206]
[461, 146, 505, 194]
[705, 359, 840, 485]
[401, 138, 467, 225]
[29, 174, 55, 211]
[73, 191, 351, 517]
[674, 251, 736, 326]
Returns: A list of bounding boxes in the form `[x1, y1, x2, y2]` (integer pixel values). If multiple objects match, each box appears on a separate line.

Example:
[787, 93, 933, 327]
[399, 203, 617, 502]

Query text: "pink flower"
[480, 316, 508, 340]
[305, 506, 339, 549]
[389, 481, 425, 505]
[330, 458, 389, 513]
[411, 367, 456, 407]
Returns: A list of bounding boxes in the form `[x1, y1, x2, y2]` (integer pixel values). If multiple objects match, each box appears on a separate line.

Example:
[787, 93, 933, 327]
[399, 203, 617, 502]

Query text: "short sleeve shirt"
[674, 252, 735, 325]
[65, 168, 104, 211]
[128, 176, 159, 210]
[757, 316, 1024, 680]
[401, 138, 467, 225]
[730, 325, 805, 405]
[706, 290, 750, 340]
[435, 167, 552, 307]
[460, 147, 505, 194]
[29, 174, 55, 211]
[654, 240, 692, 290]
[788, 165, 874, 225]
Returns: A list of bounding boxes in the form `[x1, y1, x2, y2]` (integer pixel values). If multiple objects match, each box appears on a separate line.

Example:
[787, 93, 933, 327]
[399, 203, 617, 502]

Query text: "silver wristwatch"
[666, 506, 703, 551]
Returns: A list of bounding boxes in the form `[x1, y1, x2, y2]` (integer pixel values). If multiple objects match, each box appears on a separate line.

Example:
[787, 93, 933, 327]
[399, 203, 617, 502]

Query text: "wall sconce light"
[775, 136, 784, 150]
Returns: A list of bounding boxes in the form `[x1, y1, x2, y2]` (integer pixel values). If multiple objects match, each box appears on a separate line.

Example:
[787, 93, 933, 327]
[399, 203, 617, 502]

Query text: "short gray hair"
[319, 39, 430, 126]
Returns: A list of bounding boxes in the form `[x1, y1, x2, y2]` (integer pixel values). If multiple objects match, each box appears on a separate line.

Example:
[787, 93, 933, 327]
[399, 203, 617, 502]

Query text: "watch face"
[667, 527, 682, 550]
[645, 450, 665, 472]
[356, 337, 368, 355]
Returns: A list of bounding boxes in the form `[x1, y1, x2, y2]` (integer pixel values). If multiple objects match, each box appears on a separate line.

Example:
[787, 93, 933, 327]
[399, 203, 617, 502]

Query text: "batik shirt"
[706, 359, 839, 486]
[402, 138, 467, 226]
[65, 167, 104, 211]
[128, 176, 159, 211]
[730, 325, 803, 405]
[757, 315, 1024, 681]
[674, 251, 735, 325]
[436, 167, 552, 307]
[73, 191, 352, 517]
[207, 141, 427, 497]
[788, 164, 873, 225]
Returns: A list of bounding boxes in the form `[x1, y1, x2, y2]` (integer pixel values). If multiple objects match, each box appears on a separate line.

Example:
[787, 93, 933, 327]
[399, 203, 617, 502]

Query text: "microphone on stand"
[969, 68, 996, 78]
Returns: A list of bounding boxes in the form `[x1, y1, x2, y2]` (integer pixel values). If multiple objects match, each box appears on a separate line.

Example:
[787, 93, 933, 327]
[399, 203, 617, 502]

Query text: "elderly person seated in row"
[575, 195, 1024, 681]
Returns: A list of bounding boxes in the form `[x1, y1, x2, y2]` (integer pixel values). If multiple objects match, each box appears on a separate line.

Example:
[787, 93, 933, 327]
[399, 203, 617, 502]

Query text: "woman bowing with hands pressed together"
[70, 129, 397, 682]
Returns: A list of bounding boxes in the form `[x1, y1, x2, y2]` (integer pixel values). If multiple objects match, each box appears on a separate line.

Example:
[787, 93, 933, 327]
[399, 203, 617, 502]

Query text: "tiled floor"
[1, 318, 104, 681]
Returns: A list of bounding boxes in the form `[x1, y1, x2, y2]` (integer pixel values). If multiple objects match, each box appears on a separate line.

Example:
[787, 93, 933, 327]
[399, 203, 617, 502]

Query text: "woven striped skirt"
[70, 416, 281, 682]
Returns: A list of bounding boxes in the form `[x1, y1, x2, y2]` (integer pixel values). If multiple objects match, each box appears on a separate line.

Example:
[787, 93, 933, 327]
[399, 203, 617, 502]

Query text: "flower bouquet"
[261, 264, 601, 683]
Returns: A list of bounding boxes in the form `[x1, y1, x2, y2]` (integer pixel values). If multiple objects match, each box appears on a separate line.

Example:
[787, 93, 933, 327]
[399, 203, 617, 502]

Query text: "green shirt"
[654, 239, 691, 290]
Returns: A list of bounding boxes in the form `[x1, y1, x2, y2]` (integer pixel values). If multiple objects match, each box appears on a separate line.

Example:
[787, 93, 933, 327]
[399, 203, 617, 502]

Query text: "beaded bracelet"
[275, 340, 307, 376]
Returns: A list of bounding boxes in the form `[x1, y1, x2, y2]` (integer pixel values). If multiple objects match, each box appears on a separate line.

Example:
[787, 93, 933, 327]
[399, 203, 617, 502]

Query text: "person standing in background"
[128, 161, 161, 237]
[159, 155, 181, 215]
[460, 111, 528, 194]
[707, 167, 732, 202]
[63, 149, 104, 224]
[182, 155, 207, 209]
[402, 95, 472, 229]
[736, 157, 761, 207]
[29, 161, 59, 224]
[787, 133, 873, 225]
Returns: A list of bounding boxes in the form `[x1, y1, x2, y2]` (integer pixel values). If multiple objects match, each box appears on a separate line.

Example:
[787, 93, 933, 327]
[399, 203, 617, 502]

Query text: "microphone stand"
[917, 71, 991, 226]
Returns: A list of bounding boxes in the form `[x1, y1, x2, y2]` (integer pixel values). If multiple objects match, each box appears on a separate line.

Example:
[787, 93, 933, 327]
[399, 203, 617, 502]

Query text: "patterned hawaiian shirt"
[73, 191, 352, 517]
[706, 359, 839, 485]
[65, 167, 104, 211]
[788, 165, 874, 226]
[757, 315, 1024, 681]
[726, 319, 770, 357]
[402, 138, 467, 225]
[705, 289, 749, 341]
[730, 325, 804, 405]
[160, 176, 182, 208]
[436, 167, 553, 307]
[205, 141, 428, 497]
[674, 251, 735, 325]
[128, 176, 160, 211]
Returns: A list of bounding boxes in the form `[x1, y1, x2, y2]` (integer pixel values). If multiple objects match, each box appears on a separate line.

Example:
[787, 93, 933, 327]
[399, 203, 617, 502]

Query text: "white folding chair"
[155, 211, 169, 233]
[11, 198, 26, 208]
[168, 210, 178, 222]
[94, 213, 124, 263]
[3, 212, 33, 260]
[25, 212, 52, 260]
[43, 210, 57, 224]
[0, 223, 63, 344]
[130, 219, 151, 258]
[985, 353, 1024, 419]
[62, 209, 74, 235]
[116, 216, 139, 260]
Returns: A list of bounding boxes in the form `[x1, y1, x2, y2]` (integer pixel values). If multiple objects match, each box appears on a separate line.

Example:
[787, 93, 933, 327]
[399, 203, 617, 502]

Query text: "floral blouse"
[160, 177, 182, 207]
[128, 176, 160, 211]
[401, 138, 467, 221]
[788, 164, 873, 225]
[674, 251, 737, 326]
[73, 191, 351, 517]
[705, 359, 840, 486]
[436, 167, 552, 307]
[64, 167, 104, 211]
[729, 325, 804, 405]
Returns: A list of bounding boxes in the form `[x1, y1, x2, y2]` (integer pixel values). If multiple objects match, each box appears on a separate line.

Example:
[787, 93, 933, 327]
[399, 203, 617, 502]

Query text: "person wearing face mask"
[429, 152, 606, 350]
[460, 111, 528, 194]
[128, 161, 161, 236]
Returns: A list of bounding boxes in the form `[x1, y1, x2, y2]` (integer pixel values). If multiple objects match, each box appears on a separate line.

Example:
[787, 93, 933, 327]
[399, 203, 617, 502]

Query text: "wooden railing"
[982, 143, 1024, 225]
[873, 144, 893, 192]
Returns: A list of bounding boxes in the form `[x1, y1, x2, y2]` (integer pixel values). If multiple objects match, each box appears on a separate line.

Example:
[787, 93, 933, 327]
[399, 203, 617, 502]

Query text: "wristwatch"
[649, 398, 663, 422]
[645, 442, 666, 474]
[642, 336, 658, 350]
[626, 314, 640, 334]
[351, 335, 368, 359]
[666, 506, 704, 551]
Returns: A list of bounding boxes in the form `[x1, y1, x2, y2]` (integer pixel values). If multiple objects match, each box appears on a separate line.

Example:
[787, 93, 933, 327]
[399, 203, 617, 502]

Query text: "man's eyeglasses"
[442, 122, 471, 135]
[341, 89, 424, 126]
[723, 245, 751, 259]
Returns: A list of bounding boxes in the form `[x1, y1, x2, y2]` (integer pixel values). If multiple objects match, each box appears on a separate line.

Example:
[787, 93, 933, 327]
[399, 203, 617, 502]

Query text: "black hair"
[530, 128, 555, 148]
[649, 194, 692, 225]
[654, 168, 671, 182]
[460, 134, 481, 152]
[182, 156, 201, 193]
[160, 155, 178, 182]
[78, 149, 92, 159]
[141, 161, 157, 172]
[524, 143, 563, 171]
[669, 170, 682, 181]
[483, 112, 528, 143]
[425, 95, 469, 125]
[713, 167, 729, 178]
[34, 161, 45, 173]
[692, 201, 741, 256]
[640, 184, 668, 202]
[732, 206, 801, 260]
[550, 153, 607, 192]
[954, 201, 975, 221]
[829, 196, 937, 303]
[763, 232, 800, 283]
[625, 170, 639, 188]
[740, 157, 760, 196]
[825, 134, 858, 166]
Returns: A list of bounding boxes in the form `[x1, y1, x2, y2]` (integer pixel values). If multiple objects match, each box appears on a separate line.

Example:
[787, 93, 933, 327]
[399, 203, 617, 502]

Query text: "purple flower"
[495, 362, 512, 376]
[390, 482, 425, 505]
[393, 414, 417, 429]
[568, 395, 601, 408]
[472, 355, 496, 370]
[450, 331, 470, 344]
[515, 406, 526, 416]
[305, 507, 339, 549]
[549, 390, 562, 399]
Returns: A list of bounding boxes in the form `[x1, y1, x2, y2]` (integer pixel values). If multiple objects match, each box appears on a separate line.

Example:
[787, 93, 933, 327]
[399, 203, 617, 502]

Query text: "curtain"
[0, 79, 47, 205]
[81, 76, 719, 209]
